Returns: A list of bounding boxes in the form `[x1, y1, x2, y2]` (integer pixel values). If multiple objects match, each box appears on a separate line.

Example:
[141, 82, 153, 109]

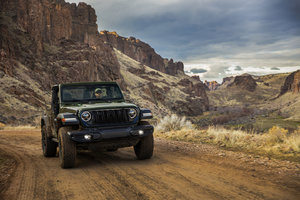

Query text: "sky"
[68, 0, 300, 82]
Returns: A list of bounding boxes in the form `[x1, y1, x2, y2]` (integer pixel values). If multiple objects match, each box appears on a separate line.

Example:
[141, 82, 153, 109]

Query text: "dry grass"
[0, 123, 5, 129]
[155, 116, 300, 161]
[0, 125, 39, 131]
[205, 126, 300, 157]
[206, 126, 255, 147]
[156, 114, 193, 132]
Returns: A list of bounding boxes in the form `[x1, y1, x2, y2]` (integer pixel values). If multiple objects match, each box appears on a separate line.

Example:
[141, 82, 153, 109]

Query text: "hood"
[60, 102, 138, 114]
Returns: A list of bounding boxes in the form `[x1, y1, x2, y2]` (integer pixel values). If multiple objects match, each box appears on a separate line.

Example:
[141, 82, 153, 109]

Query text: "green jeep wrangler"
[41, 82, 154, 168]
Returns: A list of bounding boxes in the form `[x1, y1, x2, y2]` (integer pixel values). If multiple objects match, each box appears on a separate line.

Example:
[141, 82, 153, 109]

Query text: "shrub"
[0, 122, 5, 130]
[206, 126, 255, 147]
[264, 126, 288, 144]
[156, 114, 193, 132]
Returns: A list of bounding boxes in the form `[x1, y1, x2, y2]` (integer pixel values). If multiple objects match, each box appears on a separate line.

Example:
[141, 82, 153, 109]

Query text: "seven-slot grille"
[90, 109, 132, 125]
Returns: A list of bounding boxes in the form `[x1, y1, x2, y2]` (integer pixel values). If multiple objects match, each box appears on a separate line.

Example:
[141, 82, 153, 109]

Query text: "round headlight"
[128, 108, 137, 119]
[81, 111, 91, 122]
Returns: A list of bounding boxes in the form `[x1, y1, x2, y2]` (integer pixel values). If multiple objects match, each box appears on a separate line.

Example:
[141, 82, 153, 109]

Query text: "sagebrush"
[155, 114, 193, 132]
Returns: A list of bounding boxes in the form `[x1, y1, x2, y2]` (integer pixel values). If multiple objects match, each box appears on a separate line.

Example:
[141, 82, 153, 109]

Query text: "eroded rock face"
[280, 70, 300, 95]
[2, 0, 98, 54]
[1, 0, 122, 79]
[99, 31, 184, 76]
[177, 77, 209, 115]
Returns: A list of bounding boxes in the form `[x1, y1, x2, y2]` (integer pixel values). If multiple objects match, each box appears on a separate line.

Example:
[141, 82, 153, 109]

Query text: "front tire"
[134, 134, 154, 160]
[41, 125, 57, 157]
[107, 148, 118, 152]
[58, 127, 76, 168]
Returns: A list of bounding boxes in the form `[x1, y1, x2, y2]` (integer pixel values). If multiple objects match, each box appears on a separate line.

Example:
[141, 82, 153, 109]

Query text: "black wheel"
[41, 125, 57, 157]
[58, 127, 76, 168]
[107, 148, 118, 152]
[134, 134, 154, 160]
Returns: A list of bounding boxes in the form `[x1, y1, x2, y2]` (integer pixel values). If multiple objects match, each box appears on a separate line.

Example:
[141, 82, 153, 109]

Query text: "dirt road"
[0, 130, 299, 200]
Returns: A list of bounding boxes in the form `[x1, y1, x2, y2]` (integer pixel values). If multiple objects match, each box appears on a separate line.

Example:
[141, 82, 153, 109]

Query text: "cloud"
[191, 65, 230, 83]
[271, 67, 280, 70]
[190, 68, 207, 73]
[185, 64, 300, 83]
[234, 66, 242, 71]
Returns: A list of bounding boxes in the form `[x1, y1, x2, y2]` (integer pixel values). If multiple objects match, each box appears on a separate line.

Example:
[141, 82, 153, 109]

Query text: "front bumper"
[67, 125, 154, 143]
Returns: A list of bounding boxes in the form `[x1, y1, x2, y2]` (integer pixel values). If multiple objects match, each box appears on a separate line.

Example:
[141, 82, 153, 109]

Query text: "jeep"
[41, 82, 154, 168]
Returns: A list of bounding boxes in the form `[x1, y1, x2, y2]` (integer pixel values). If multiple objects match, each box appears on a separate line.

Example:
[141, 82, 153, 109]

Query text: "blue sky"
[68, 0, 300, 82]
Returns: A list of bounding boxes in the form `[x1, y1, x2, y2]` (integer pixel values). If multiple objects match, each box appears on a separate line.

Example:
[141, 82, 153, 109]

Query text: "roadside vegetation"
[0, 123, 38, 131]
[155, 115, 300, 162]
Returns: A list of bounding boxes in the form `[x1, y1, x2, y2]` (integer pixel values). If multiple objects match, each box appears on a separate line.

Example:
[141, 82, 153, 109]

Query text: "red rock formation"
[204, 80, 220, 90]
[280, 70, 300, 95]
[99, 31, 184, 76]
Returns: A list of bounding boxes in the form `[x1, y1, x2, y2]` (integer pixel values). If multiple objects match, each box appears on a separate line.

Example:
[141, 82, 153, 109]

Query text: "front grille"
[90, 109, 131, 125]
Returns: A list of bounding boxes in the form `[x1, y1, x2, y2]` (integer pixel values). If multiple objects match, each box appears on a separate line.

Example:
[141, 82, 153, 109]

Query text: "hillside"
[0, 0, 208, 125]
[200, 72, 300, 132]
[115, 49, 208, 117]
[208, 73, 290, 107]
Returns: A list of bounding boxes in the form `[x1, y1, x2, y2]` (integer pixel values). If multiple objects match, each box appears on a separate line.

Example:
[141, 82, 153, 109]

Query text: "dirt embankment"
[0, 130, 299, 200]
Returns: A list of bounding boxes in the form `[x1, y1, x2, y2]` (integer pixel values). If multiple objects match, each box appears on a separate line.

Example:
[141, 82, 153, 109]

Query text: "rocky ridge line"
[99, 31, 184, 76]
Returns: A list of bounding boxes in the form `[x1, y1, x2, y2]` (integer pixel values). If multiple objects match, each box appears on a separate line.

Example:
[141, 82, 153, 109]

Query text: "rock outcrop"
[99, 31, 184, 76]
[218, 74, 257, 92]
[0, 0, 209, 124]
[229, 75, 257, 92]
[280, 70, 300, 95]
[2, 0, 100, 54]
[204, 80, 220, 90]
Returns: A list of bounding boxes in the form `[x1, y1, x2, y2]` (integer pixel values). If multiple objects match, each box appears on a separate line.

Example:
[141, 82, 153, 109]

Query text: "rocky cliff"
[0, 0, 208, 125]
[280, 70, 300, 95]
[218, 74, 257, 92]
[99, 31, 184, 76]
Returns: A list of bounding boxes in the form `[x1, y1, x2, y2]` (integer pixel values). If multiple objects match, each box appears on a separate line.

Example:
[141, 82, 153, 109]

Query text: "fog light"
[138, 130, 144, 135]
[84, 134, 91, 140]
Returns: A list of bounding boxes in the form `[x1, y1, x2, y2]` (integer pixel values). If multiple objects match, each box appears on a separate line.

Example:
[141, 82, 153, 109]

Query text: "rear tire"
[134, 134, 154, 160]
[41, 125, 57, 157]
[58, 127, 76, 168]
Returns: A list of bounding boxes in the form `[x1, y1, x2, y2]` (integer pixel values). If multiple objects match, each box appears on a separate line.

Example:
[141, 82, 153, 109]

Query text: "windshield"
[61, 84, 124, 103]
